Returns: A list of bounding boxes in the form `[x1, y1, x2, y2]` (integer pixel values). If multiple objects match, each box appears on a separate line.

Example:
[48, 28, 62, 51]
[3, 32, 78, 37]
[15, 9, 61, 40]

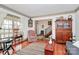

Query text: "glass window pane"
[3, 38, 7, 40]
[8, 25, 12, 29]
[5, 34, 9, 37]
[10, 38, 12, 40]
[5, 30, 9, 33]
[14, 21, 17, 25]
[2, 25, 5, 29]
[8, 20, 12, 24]
[0, 30, 4, 33]
[17, 22, 20, 25]
[9, 34, 13, 37]
[3, 25, 8, 29]
[9, 30, 12, 32]
[1, 35, 4, 38]
[4, 20, 8, 24]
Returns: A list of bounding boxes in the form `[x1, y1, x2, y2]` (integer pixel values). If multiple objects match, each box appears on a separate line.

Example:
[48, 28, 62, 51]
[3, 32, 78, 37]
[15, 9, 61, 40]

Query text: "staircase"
[45, 26, 52, 38]
[37, 26, 52, 40]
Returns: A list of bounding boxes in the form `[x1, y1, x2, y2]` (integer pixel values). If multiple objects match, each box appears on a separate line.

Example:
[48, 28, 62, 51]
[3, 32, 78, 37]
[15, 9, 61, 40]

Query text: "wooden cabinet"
[56, 30, 63, 42]
[55, 16, 72, 43]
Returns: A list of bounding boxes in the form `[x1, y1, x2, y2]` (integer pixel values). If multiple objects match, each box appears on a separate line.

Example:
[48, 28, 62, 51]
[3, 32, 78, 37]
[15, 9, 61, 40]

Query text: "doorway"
[35, 19, 52, 38]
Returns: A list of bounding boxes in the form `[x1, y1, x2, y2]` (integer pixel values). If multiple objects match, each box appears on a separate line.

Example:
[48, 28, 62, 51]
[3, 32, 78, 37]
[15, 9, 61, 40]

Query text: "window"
[1, 19, 13, 40]
[1, 19, 21, 40]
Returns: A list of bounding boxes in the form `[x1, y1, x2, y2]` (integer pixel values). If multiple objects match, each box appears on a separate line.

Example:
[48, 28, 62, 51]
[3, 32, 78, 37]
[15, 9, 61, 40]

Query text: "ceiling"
[2, 4, 79, 18]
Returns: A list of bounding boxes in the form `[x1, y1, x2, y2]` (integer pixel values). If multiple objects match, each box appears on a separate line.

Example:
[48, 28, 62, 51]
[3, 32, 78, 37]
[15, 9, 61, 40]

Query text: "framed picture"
[48, 20, 52, 25]
[42, 25, 44, 28]
[28, 18, 33, 27]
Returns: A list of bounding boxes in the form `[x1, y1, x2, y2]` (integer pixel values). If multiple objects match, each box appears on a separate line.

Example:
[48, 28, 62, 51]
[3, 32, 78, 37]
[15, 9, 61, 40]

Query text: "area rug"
[16, 42, 46, 55]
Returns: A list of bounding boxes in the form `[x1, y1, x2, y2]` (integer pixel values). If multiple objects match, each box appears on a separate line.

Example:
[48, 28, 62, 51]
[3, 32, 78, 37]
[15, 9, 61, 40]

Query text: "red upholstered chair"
[28, 30, 37, 42]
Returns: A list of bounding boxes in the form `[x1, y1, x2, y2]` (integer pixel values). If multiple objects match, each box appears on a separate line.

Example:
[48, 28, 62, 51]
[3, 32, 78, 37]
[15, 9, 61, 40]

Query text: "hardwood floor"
[12, 40, 67, 55]
[53, 42, 67, 55]
[19, 40, 67, 55]
[42, 40, 67, 55]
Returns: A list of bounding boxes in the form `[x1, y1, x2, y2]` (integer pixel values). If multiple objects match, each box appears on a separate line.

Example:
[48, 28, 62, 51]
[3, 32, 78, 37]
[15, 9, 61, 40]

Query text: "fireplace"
[40, 30, 44, 35]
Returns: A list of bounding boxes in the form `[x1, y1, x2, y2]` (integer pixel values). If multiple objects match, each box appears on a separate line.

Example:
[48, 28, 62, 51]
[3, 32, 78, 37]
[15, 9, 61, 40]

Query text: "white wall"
[75, 10, 79, 41]
[20, 16, 29, 40]
[0, 8, 7, 27]
[32, 13, 75, 39]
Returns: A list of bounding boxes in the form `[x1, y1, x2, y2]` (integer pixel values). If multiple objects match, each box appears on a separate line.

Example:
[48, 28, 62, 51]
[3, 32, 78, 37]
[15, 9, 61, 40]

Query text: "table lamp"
[48, 35, 52, 44]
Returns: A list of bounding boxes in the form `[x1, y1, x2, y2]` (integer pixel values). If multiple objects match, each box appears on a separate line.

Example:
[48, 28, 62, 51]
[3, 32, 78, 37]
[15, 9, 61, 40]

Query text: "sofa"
[66, 41, 79, 55]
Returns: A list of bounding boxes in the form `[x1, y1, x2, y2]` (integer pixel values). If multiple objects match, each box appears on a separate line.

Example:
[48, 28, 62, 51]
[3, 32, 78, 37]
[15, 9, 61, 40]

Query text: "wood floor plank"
[53, 42, 66, 55]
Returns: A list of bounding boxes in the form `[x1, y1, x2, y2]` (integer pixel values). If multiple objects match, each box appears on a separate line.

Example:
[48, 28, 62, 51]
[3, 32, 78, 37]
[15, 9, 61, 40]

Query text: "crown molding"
[32, 10, 75, 18]
[0, 4, 79, 18]
[74, 6, 79, 12]
[0, 4, 30, 18]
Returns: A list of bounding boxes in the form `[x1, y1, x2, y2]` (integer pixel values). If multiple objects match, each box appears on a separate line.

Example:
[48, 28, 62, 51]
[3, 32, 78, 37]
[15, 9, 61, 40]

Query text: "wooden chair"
[0, 38, 15, 55]
[3, 39, 15, 55]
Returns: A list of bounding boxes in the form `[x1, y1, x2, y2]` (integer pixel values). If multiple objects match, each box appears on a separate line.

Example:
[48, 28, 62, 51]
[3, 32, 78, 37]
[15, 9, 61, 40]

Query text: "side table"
[44, 43, 54, 55]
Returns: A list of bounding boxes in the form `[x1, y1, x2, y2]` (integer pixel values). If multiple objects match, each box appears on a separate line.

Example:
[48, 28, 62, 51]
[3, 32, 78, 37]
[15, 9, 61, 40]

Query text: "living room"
[0, 4, 79, 55]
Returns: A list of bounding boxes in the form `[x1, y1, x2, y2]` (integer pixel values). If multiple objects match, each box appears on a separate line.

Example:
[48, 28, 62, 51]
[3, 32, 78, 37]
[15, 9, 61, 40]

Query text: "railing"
[45, 26, 52, 35]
